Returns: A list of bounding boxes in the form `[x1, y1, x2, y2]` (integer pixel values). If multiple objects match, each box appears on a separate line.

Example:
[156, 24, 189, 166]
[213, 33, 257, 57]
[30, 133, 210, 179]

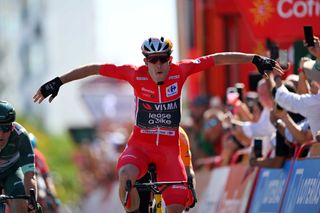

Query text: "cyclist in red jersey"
[33, 37, 283, 213]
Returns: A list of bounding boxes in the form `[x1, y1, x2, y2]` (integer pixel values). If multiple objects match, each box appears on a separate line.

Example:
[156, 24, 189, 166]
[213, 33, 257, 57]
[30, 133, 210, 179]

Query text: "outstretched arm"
[59, 65, 100, 84]
[33, 65, 101, 103]
[212, 52, 255, 65]
[211, 52, 284, 77]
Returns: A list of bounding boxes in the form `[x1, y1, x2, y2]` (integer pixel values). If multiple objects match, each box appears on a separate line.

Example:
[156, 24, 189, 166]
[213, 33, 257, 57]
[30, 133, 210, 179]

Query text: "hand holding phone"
[253, 138, 263, 158]
[304, 26, 315, 47]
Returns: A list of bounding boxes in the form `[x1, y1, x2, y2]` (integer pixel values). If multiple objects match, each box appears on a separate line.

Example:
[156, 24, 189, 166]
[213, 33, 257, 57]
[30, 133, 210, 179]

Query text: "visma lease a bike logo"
[137, 98, 181, 128]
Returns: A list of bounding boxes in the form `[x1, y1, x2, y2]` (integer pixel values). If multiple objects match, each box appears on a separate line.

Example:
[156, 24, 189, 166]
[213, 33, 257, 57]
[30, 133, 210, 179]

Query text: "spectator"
[250, 108, 312, 168]
[274, 36, 320, 140]
[182, 96, 212, 165]
[231, 79, 276, 156]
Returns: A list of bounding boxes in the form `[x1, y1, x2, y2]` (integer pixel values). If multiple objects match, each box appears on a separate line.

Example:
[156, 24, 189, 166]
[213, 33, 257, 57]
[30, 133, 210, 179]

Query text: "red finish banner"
[235, 0, 320, 44]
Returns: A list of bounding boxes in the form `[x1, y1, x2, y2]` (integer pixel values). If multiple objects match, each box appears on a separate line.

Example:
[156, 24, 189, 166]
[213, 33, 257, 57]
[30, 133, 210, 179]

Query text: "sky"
[94, 0, 179, 65]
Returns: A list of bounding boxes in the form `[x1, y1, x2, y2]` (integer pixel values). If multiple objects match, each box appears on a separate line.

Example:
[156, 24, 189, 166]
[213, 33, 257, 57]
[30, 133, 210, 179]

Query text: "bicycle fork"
[153, 193, 162, 213]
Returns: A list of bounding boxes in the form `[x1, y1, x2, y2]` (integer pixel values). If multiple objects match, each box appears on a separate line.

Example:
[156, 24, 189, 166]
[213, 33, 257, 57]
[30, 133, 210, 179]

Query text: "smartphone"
[266, 38, 279, 60]
[304, 26, 315, 47]
[279, 49, 288, 70]
[235, 83, 245, 102]
[226, 87, 239, 106]
[253, 138, 263, 158]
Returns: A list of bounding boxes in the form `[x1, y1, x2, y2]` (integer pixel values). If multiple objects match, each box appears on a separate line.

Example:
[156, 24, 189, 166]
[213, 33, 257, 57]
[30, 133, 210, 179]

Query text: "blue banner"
[281, 158, 320, 213]
[249, 160, 292, 213]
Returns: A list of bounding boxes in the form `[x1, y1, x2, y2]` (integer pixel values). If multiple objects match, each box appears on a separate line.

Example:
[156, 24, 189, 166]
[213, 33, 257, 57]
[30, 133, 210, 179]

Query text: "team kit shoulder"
[12, 122, 28, 135]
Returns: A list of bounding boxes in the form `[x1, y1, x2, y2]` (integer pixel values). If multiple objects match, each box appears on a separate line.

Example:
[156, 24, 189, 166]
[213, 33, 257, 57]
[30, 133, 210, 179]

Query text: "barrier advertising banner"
[281, 158, 320, 213]
[249, 160, 292, 213]
[217, 165, 258, 213]
[197, 167, 230, 213]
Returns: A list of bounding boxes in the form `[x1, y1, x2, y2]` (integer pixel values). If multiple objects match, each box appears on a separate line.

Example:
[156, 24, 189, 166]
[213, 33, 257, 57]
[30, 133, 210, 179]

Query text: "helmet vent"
[143, 45, 150, 52]
[163, 43, 169, 50]
[150, 43, 155, 51]
[157, 43, 162, 51]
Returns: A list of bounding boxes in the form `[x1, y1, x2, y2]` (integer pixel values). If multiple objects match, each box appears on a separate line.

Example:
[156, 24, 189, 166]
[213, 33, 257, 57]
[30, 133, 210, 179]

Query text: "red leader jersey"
[99, 56, 214, 146]
[34, 148, 49, 177]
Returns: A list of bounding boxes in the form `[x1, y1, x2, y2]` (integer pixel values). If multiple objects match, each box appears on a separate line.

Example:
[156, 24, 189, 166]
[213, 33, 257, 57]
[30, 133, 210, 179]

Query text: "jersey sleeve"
[98, 64, 137, 84]
[178, 55, 215, 79]
[35, 149, 50, 176]
[179, 127, 192, 167]
[18, 133, 35, 174]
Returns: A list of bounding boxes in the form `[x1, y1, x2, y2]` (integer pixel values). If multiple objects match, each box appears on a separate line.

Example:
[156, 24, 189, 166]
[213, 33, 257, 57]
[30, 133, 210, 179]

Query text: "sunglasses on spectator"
[204, 118, 219, 129]
[0, 124, 12, 132]
[147, 55, 170, 64]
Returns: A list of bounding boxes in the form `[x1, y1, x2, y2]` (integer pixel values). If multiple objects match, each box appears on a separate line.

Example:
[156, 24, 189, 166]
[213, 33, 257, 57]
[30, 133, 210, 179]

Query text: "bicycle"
[124, 163, 197, 213]
[0, 189, 43, 213]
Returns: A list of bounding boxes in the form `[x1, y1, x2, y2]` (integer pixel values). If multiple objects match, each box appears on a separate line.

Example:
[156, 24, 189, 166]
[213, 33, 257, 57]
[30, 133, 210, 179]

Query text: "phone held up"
[304, 26, 315, 47]
[253, 138, 263, 158]
[279, 49, 289, 70]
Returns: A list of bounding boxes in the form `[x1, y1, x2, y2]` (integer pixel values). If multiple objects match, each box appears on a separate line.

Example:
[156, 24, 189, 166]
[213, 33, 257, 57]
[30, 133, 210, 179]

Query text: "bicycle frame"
[135, 180, 186, 213]
[123, 163, 197, 213]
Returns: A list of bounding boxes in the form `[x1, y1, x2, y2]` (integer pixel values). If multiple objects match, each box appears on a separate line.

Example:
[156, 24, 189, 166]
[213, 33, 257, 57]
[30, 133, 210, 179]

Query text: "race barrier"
[249, 160, 292, 213]
[217, 164, 258, 213]
[196, 142, 320, 213]
[280, 157, 320, 213]
[197, 167, 230, 213]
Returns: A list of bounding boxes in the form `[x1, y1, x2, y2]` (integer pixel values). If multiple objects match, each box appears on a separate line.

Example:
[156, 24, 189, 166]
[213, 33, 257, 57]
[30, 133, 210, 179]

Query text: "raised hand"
[33, 77, 63, 103]
[252, 55, 284, 78]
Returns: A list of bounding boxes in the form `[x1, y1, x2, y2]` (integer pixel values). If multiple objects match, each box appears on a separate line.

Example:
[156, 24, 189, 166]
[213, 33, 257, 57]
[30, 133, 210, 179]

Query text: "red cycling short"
[117, 140, 188, 206]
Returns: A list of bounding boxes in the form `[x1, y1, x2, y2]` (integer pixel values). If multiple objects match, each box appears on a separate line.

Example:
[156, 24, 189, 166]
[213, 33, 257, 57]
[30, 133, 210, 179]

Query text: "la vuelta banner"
[235, 0, 320, 43]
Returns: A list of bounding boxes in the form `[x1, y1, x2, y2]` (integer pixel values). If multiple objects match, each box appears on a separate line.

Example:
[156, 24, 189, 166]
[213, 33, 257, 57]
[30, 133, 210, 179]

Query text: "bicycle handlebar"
[0, 189, 41, 212]
[135, 180, 186, 188]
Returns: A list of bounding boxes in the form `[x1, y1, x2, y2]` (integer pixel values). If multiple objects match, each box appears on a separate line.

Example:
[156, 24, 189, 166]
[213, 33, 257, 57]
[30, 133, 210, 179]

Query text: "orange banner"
[235, 0, 320, 45]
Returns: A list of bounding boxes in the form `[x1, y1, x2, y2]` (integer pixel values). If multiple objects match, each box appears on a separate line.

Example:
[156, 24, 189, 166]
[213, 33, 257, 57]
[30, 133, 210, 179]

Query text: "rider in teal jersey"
[0, 100, 37, 213]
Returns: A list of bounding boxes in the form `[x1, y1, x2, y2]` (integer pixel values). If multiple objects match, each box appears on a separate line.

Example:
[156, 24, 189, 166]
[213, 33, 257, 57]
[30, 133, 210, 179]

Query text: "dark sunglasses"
[0, 124, 12, 132]
[204, 118, 219, 129]
[147, 55, 170, 64]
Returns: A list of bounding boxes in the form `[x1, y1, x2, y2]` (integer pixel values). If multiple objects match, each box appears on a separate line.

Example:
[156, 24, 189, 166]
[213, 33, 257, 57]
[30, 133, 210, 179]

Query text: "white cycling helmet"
[141, 37, 173, 57]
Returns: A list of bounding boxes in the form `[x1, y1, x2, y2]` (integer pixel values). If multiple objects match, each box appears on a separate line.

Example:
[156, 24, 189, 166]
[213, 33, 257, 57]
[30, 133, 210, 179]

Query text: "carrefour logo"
[278, 0, 320, 18]
[250, 0, 275, 25]
[250, 0, 319, 26]
[166, 83, 178, 97]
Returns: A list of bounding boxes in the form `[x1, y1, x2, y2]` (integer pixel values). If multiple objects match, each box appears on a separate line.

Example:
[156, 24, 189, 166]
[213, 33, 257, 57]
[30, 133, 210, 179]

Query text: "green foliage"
[40, 134, 82, 202]
[17, 118, 82, 203]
